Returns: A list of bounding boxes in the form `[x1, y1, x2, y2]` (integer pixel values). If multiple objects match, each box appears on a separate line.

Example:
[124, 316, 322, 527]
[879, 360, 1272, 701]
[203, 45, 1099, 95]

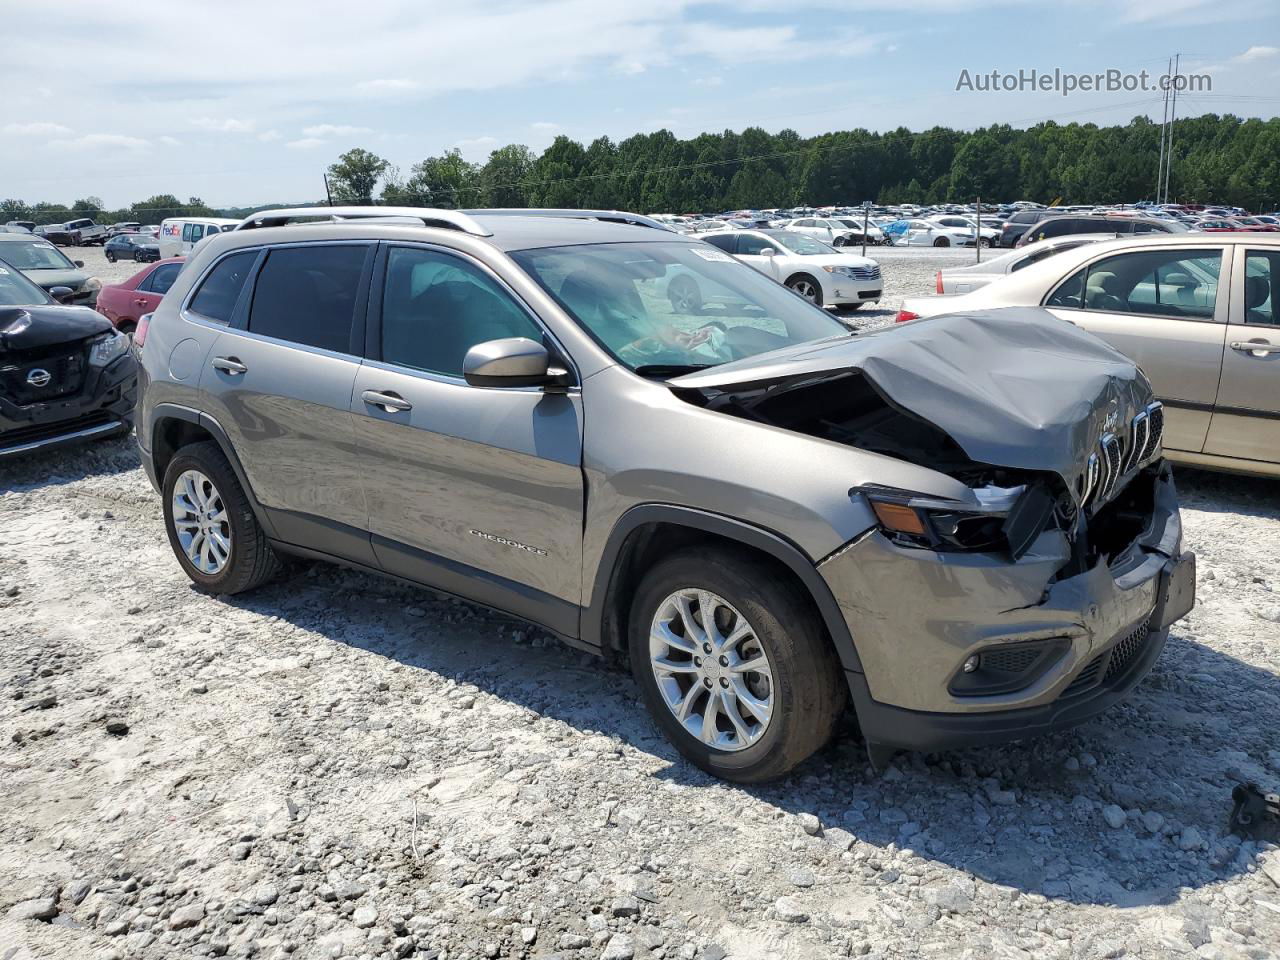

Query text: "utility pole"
[861, 201, 870, 258]
[975, 197, 982, 263]
[1156, 56, 1172, 204]
[323, 174, 334, 207]
[1163, 54, 1181, 205]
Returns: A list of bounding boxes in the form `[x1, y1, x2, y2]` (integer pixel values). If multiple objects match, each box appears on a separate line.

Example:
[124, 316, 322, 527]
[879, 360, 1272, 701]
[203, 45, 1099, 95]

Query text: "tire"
[667, 274, 703, 314]
[932, 237, 950, 247]
[162, 441, 282, 595]
[105, 252, 115, 263]
[981, 237, 995, 248]
[786, 274, 823, 307]
[628, 548, 846, 782]
[116, 319, 136, 336]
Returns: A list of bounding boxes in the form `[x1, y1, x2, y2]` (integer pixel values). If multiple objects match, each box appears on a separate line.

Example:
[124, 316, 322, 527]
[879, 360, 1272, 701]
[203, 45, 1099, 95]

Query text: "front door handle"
[1230, 340, 1277, 357]
[361, 390, 412, 413]
[211, 356, 247, 375]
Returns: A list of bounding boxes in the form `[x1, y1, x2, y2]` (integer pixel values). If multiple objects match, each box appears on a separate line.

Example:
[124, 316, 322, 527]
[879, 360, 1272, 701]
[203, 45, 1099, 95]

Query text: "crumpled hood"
[669, 307, 1154, 485]
[0, 304, 111, 351]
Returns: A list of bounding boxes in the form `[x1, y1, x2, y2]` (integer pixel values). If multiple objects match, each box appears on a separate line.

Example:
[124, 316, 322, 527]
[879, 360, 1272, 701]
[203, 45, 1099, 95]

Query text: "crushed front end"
[669, 307, 1197, 756]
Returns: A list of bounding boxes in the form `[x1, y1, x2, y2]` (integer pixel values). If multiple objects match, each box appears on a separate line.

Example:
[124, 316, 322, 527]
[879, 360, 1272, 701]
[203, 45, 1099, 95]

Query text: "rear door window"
[188, 250, 259, 324]
[1244, 252, 1278, 326]
[247, 244, 369, 353]
[1046, 249, 1222, 318]
[704, 234, 737, 254]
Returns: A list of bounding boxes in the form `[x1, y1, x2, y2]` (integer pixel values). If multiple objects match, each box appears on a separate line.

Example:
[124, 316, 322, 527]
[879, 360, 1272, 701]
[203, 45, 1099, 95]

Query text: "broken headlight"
[857, 482, 1052, 556]
[88, 330, 129, 367]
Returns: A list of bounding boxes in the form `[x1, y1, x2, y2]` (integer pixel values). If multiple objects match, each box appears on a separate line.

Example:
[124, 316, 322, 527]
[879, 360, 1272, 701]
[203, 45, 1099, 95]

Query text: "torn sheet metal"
[669, 307, 1151, 488]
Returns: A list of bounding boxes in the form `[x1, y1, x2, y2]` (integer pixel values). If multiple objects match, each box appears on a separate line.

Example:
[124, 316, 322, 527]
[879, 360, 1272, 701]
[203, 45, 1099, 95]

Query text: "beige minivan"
[901, 233, 1280, 478]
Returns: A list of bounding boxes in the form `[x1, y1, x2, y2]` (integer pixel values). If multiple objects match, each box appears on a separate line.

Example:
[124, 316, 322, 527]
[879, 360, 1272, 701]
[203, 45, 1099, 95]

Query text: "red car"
[1229, 216, 1280, 232]
[95, 257, 184, 334]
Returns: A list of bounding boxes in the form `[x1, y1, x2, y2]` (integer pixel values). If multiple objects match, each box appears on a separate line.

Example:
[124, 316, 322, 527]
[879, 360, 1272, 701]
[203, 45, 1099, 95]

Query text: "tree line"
[5, 113, 1279, 224]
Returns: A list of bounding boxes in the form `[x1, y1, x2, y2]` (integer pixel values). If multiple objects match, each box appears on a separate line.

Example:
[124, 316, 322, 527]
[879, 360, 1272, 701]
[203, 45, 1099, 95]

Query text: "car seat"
[1085, 271, 1126, 312]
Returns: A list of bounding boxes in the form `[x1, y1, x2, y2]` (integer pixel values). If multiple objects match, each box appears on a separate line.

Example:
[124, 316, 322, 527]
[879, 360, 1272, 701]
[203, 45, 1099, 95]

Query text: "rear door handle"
[211, 356, 247, 375]
[361, 390, 412, 413]
[1230, 340, 1277, 356]
[134, 297, 148, 306]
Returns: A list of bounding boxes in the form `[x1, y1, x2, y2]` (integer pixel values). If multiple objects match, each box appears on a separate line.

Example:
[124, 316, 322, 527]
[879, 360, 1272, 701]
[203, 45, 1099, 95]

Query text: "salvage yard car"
[703, 228, 882, 308]
[0, 258, 135, 458]
[104, 232, 162, 264]
[900, 233, 1280, 478]
[0, 233, 102, 306]
[95, 257, 184, 334]
[934, 233, 1115, 294]
[134, 206, 1195, 781]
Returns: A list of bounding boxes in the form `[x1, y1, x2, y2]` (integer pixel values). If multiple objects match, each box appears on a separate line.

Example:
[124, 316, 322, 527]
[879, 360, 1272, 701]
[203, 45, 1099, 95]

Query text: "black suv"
[0, 258, 136, 458]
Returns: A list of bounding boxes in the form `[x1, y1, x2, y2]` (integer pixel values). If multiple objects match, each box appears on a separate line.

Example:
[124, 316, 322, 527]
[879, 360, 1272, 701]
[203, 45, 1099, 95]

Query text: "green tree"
[401, 149, 481, 208]
[478, 145, 535, 207]
[327, 148, 390, 205]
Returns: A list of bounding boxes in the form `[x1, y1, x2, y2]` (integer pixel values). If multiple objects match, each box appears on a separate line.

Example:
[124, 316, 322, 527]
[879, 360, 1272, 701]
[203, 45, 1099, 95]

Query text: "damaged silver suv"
[134, 207, 1196, 782]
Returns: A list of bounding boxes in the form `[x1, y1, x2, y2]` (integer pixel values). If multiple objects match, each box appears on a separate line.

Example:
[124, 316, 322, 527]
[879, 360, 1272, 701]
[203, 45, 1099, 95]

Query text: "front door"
[1203, 247, 1280, 463]
[349, 244, 585, 635]
[196, 242, 376, 563]
[1043, 245, 1229, 454]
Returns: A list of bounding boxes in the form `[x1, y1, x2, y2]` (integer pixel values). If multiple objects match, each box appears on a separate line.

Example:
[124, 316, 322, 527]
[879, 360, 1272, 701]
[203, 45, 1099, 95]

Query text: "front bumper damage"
[820, 464, 1195, 754]
[0, 353, 136, 458]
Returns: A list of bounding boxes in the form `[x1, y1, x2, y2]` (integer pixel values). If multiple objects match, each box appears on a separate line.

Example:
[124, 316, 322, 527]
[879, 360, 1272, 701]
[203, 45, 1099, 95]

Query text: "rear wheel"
[162, 442, 282, 595]
[786, 274, 823, 306]
[628, 548, 846, 782]
[932, 236, 950, 247]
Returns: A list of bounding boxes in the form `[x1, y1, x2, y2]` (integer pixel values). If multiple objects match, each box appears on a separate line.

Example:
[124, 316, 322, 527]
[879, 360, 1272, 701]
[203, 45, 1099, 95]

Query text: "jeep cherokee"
[134, 207, 1195, 782]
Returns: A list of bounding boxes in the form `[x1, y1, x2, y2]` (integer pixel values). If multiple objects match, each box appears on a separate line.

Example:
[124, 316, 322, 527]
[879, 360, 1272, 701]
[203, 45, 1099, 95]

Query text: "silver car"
[902, 233, 1280, 478]
[134, 207, 1195, 781]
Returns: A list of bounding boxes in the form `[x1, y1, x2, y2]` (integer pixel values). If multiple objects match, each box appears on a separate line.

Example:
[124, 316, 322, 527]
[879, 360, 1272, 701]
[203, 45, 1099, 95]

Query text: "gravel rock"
[168, 903, 204, 929]
[775, 896, 809, 923]
[797, 813, 822, 836]
[601, 933, 636, 960]
[7, 897, 58, 922]
[1102, 804, 1128, 829]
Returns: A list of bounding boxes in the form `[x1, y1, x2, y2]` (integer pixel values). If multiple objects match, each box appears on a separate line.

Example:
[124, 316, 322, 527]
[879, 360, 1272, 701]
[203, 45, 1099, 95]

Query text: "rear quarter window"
[188, 250, 259, 323]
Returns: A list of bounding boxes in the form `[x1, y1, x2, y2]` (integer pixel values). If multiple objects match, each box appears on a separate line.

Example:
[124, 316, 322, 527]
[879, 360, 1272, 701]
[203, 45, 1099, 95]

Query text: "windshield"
[773, 233, 835, 255]
[0, 261, 51, 306]
[510, 241, 847, 374]
[0, 239, 75, 270]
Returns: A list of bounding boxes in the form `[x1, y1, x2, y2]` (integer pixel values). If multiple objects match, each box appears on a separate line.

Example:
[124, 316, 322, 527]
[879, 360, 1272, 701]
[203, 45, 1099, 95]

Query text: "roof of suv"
[226, 207, 680, 253]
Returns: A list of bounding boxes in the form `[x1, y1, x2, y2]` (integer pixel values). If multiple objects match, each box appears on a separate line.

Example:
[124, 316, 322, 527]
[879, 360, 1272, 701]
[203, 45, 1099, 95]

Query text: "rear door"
[1043, 245, 1230, 453]
[1203, 247, 1280, 463]
[132, 260, 184, 317]
[350, 243, 585, 633]
[197, 242, 377, 563]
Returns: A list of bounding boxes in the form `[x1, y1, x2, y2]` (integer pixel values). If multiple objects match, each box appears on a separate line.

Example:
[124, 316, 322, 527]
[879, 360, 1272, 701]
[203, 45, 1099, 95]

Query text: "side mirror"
[49, 286, 75, 304]
[463, 337, 570, 390]
[760, 247, 776, 257]
[74, 260, 85, 268]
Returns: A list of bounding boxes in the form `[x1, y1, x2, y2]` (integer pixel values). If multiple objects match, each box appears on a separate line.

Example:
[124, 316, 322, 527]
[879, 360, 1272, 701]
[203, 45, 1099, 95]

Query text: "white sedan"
[934, 233, 1116, 294]
[894, 218, 976, 248]
[703, 229, 882, 308]
[784, 216, 886, 247]
[928, 215, 1000, 247]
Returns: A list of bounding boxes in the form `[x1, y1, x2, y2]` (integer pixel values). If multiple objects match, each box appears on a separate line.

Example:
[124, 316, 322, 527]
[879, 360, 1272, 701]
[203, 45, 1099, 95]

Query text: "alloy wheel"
[171, 469, 231, 574]
[648, 588, 774, 751]
[790, 279, 818, 302]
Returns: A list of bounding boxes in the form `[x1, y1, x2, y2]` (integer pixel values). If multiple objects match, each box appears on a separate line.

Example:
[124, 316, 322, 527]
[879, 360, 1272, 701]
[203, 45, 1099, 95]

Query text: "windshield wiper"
[634, 363, 713, 378]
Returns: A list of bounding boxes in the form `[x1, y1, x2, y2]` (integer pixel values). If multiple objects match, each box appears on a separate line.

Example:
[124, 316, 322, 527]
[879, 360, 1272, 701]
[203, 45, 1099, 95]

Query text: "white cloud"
[301, 124, 372, 138]
[158, 135, 182, 147]
[693, 75, 723, 87]
[191, 117, 255, 133]
[1235, 45, 1279, 63]
[454, 135, 499, 159]
[530, 121, 560, 132]
[258, 129, 282, 142]
[48, 133, 150, 151]
[285, 137, 328, 150]
[3, 121, 72, 136]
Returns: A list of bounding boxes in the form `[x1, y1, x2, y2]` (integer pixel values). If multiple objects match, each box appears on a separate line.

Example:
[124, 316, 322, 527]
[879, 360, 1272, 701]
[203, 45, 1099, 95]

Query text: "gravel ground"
[2, 250, 1279, 960]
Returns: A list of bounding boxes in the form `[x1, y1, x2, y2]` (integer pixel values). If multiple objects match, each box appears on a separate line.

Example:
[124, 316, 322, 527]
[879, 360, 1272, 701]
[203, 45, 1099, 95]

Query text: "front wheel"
[932, 236, 950, 247]
[162, 442, 283, 594]
[628, 549, 846, 782]
[105, 252, 115, 262]
[786, 274, 823, 306]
